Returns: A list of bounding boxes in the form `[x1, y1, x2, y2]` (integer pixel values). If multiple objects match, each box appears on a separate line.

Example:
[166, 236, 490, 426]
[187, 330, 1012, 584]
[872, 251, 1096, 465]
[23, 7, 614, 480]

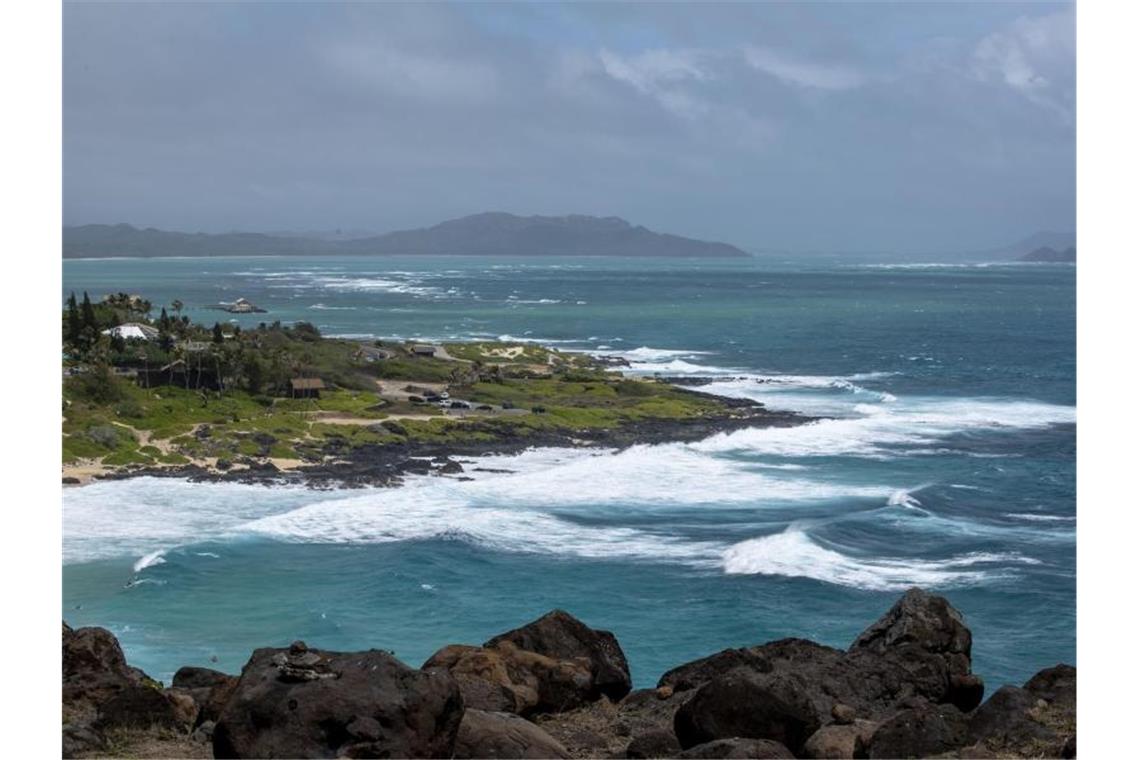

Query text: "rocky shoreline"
[63, 589, 1075, 759]
[95, 402, 811, 490]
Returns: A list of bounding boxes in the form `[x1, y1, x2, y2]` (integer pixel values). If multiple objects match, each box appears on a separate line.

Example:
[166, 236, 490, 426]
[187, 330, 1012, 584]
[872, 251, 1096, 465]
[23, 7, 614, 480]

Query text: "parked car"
[501, 400, 514, 409]
[439, 391, 450, 400]
[450, 400, 471, 409]
[476, 404, 494, 411]
[408, 395, 426, 404]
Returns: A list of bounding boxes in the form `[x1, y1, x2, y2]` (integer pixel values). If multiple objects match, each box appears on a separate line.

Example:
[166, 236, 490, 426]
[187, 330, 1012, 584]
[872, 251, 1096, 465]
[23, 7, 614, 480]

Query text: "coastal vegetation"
[62, 292, 759, 483]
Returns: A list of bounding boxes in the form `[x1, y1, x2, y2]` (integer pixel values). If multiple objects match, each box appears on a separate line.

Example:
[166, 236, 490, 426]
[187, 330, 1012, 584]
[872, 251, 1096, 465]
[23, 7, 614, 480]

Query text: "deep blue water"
[62, 255, 1075, 691]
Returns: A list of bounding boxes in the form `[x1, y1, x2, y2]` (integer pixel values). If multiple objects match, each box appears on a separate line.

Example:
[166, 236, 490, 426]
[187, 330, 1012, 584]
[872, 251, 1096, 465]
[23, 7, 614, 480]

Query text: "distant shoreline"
[63, 250, 758, 261]
[69, 386, 813, 490]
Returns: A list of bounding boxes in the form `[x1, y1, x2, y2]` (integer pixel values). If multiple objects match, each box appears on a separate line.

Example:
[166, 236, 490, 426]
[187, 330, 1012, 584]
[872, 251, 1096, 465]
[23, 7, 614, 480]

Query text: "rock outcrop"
[172, 667, 239, 725]
[63, 590, 1076, 759]
[423, 610, 632, 717]
[62, 622, 201, 757]
[212, 640, 464, 758]
[454, 709, 571, 759]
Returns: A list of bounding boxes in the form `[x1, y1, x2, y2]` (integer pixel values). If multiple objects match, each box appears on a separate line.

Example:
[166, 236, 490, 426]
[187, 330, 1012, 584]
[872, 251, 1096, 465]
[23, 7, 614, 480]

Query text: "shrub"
[85, 424, 125, 449]
[115, 398, 145, 419]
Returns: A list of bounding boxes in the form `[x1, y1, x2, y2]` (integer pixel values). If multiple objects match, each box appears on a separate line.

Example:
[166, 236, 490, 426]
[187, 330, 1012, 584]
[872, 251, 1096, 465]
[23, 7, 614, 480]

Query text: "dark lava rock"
[484, 609, 632, 703]
[62, 723, 106, 758]
[173, 666, 238, 724]
[658, 647, 773, 692]
[967, 685, 1059, 749]
[62, 621, 203, 754]
[677, 738, 795, 758]
[849, 587, 979, 710]
[533, 686, 692, 757]
[423, 642, 595, 716]
[454, 709, 570, 759]
[213, 643, 463, 759]
[674, 668, 821, 754]
[427, 609, 632, 716]
[626, 728, 682, 758]
[95, 685, 198, 732]
[63, 622, 151, 721]
[801, 720, 878, 759]
[173, 665, 234, 690]
[63, 476, 80, 485]
[1024, 663, 1076, 710]
[865, 702, 969, 759]
[439, 460, 465, 474]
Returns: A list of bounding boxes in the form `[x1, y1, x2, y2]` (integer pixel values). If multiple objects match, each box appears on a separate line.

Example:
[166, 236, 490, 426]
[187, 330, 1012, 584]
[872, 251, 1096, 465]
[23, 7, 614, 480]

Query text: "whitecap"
[133, 550, 167, 572]
[722, 527, 1005, 591]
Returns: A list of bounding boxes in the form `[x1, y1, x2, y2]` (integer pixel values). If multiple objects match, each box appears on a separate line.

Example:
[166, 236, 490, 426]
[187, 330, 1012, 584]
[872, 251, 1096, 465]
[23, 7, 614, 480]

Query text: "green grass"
[442, 341, 558, 365]
[63, 338, 731, 470]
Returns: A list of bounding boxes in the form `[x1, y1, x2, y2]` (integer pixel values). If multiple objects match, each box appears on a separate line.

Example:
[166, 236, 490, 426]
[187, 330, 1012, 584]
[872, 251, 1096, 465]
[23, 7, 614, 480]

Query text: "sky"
[63, 1, 1075, 253]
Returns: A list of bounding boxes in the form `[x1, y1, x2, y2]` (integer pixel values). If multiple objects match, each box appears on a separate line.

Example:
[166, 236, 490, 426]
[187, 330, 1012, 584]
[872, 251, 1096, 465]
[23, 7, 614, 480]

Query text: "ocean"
[61, 254, 1075, 691]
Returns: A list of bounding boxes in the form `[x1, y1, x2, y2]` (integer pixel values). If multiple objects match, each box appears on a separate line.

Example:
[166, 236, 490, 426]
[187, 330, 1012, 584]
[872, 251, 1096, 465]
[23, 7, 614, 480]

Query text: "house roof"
[102, 323, 159, 340]
[290, 378, 326, 390]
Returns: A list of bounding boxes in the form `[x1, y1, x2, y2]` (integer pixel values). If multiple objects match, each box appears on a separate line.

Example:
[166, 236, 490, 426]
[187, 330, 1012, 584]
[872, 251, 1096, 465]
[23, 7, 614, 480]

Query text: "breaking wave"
[721, 527, 1033, 591]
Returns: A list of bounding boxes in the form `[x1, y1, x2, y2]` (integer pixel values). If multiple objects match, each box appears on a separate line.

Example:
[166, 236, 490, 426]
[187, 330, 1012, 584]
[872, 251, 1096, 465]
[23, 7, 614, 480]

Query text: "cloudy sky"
[63, 2, 1075, 252]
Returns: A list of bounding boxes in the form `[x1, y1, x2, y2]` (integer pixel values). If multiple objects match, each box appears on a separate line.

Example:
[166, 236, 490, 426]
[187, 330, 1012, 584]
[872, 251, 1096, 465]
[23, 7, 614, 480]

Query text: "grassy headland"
[62, 292, 804, 486]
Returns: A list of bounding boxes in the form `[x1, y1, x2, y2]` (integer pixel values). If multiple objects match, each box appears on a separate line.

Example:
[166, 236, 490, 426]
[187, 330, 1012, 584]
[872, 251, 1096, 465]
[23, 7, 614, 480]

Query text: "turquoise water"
[62, 255, 1075, 691]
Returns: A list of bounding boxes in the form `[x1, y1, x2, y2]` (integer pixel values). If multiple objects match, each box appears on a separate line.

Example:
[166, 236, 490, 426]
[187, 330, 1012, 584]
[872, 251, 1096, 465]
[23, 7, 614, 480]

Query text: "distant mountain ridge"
[1019, 245, 1076, 263]
[995, 231, 1075, 261]
[63, 213, 749, 259]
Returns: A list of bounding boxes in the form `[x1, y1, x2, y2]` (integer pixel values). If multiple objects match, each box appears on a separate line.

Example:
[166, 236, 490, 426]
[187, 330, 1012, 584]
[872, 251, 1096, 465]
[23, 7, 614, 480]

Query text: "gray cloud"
[63, 1, 1074, 252]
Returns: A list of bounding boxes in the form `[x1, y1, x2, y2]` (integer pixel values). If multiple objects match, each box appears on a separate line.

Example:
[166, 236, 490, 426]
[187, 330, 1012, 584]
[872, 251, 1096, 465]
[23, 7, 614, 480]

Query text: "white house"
[101, 323, 160, 341]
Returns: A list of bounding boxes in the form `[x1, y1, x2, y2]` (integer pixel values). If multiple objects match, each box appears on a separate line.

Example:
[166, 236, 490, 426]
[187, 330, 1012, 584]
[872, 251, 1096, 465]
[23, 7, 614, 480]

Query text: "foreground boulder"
[801, 720, 877, 759]
[454, 709, 570, 759]
[848, 588, 980, 711]
[865, 702, 969, 759]
[424, 610, 631, 717]
[674, 668, 822, 753]
[213, 640, 463, 758]
[663, 588, 988, 757]
[63, 621, 148, 721]
[961, 666, 1077, 758]
[486, 610, 632, 703]
[172, 666, 239, 725]
[62, 621, 199, 757]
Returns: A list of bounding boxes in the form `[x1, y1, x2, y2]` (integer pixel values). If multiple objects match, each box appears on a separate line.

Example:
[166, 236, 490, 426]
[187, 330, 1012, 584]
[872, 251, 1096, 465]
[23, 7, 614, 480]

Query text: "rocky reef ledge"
[62, 589, 1075, 759]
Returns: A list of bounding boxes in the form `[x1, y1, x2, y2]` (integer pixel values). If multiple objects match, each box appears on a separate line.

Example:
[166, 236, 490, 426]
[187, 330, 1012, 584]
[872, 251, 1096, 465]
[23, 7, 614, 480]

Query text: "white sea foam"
[238, 484, 724, 566]
[311, 276, 448, 298]
[64, 478, 315, 564]
[887, 489, 926, 510]
[133, 550, 167, 572]
[722, 527, 1006, 591]
[1005, 513, 1076, 523]
[693, 397, 1075, 459]
[308, 303, 358, 311]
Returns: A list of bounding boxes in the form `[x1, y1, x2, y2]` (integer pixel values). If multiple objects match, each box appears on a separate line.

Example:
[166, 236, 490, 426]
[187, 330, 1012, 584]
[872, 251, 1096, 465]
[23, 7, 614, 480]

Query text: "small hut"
[290, 377, 325, 399]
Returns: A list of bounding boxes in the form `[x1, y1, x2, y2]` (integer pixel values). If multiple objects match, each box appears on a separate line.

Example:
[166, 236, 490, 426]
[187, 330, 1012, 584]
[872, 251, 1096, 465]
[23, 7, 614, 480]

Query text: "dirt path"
[304, 412, 446, 426]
